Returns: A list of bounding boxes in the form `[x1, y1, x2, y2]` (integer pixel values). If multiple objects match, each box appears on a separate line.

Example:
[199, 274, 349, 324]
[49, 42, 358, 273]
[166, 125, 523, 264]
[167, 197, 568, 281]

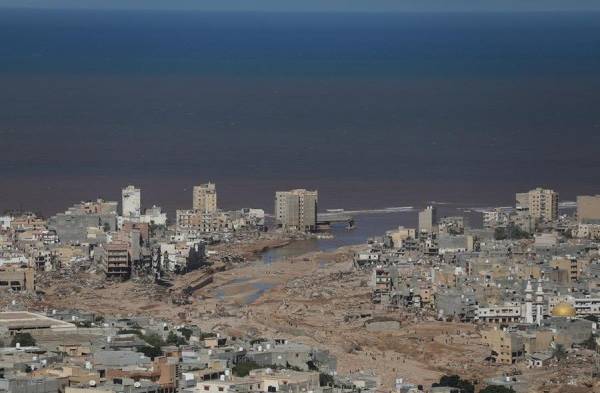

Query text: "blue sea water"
[1, 9, 600, 218]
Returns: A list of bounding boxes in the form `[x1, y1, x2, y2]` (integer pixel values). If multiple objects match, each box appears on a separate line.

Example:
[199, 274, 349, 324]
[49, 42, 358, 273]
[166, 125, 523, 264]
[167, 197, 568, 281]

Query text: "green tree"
[11, 333, 36, 347]
[232, 361, 261, 377]
[138, 345, 163, 359]
[494, 224, 530, 241]
[508, 224, 530, 239]
[142, 333, 165, 348]
[432, 375, 475, 393]
[480, 386, 515, 393]
[177, 327, 193, 340]
[136, 332, 165, 359]
[166, 331, 187, 346]
[494, 227, 507, 240]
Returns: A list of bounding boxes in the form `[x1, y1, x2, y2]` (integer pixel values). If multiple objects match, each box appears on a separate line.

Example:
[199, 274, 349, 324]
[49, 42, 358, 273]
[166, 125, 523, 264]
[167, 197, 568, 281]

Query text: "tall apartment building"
[101, 241, 131, 279]
[275, 189, 318, 232]
[193, 183, 217, 213]
[122, 185, 141, 218]
[576, 195, 600, 224]
[418, 206, 437, 234]
[526, 188, 558, 222]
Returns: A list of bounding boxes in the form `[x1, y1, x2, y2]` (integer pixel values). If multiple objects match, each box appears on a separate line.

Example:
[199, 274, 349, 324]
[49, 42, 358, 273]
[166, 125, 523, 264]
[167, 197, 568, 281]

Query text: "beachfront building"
[275, 189, 318, 232]
[193, 183, 218, 213]
[418, 206, 437, 234]
[526, 187, 558, 222]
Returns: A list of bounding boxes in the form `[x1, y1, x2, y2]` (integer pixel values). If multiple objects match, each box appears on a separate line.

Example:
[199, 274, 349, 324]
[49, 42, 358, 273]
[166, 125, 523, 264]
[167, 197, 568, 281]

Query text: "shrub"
[432, 375, 475, 393]
[233, 361, 261, 377]
[11, 333, 36, 347]
[480, 386, 515, 393]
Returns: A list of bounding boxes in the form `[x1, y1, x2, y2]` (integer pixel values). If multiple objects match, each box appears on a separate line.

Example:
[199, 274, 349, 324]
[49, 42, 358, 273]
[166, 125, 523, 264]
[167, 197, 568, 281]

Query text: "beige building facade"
[577, 195, 600, 224]
[526, 187, 558, 222]
[193, 183, 217, 213]
[0, 267, 35, 292]
[275, 189, 318, 232]
[418, 206, 436, 234]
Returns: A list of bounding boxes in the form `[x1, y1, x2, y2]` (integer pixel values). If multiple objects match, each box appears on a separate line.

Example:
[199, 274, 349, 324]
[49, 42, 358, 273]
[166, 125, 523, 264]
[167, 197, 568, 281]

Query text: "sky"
[1, 0, 600, 12]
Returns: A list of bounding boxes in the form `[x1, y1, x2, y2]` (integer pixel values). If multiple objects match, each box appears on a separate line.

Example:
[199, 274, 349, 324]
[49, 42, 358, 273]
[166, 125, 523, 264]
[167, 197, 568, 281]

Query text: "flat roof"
[0, 311, 76, 330]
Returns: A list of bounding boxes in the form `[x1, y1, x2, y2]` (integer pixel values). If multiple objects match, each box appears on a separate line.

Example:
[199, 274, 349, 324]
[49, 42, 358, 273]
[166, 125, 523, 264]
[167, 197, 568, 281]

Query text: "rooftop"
[0, 312, 76, 331]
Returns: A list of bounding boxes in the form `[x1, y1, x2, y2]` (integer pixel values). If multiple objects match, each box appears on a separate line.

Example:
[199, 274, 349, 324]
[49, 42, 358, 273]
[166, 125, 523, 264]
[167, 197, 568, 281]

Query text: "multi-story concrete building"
[482, 208, 509, 229]
[418, 206, 437, 234]
[549, 256, 588, 282]
[10, 213, 46, 232]
[66, 199, 118, 216]
[476, 303, 522, 324]
[0, 266, 35, 292]
[274, 189, 318, 232]
[48, 199, 118, 244]
[576, 223, 600, 240]
[526, 187, 558, 222]
[100, 241, 131, 279]
[49, 216, 116, 245]
[548, 295, 600, 317]
[193, 183, 217, 213]
[122, 185, 141, 219]
[176, 210, 228, 233]
[482, 327, 525, 365]
[576, 195, 600, 224]
[140, 206, 168, 226]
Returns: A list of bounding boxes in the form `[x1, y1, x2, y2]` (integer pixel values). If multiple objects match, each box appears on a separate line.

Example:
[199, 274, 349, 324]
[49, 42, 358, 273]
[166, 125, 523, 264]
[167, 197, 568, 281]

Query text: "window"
[218, 388, 224, 392]
[204, 386, 210, 391]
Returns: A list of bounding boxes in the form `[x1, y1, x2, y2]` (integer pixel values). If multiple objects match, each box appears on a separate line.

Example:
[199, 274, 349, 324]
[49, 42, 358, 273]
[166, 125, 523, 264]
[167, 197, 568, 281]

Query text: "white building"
[548, 294, 600, 317]
[482, 208, 509, 228]
[475, 302, 522, 323]
[521, 279, 546, 325]
[0, 216, 12, 230]
[122, 185, 141, 219]
[140, 206, 168, 226]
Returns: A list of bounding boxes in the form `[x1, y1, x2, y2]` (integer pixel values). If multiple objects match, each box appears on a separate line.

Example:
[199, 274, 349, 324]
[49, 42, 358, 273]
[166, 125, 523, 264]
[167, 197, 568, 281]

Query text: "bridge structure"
[316, 213, 355, 230]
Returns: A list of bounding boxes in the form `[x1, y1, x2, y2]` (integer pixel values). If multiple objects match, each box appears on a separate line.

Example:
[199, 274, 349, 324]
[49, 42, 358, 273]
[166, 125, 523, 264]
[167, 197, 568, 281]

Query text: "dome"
[552, 302, 576, 317]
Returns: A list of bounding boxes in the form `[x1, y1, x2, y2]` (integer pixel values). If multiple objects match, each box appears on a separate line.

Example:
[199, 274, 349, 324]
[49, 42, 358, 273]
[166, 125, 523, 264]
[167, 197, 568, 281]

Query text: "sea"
[1, 8, 599, 242]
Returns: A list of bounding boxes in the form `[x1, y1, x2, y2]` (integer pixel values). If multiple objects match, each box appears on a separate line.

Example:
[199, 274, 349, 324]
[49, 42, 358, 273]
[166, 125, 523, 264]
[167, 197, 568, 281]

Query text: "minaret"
[525, 280, 534, 324]
[535, 278, 544, 326]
